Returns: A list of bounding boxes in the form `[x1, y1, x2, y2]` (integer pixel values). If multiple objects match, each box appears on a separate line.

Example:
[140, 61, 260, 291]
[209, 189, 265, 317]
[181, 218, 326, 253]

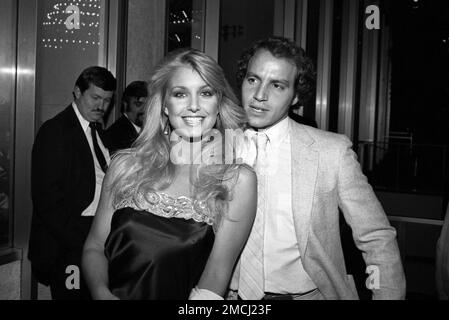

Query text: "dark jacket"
[105, 114, 139, 154]
[28, 105, 96, 284]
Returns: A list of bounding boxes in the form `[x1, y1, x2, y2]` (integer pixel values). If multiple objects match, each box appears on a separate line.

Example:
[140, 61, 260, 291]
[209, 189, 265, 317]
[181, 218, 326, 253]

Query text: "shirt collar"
[72, 102, 90, 133]
[258, 116, 290, 144]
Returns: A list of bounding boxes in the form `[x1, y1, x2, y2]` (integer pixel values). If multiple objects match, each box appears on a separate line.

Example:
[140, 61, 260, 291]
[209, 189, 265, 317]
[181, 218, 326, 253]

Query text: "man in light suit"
[233, 37, 405, 300]
[105, 80, 148, 154]
[29, 66, 116, 299]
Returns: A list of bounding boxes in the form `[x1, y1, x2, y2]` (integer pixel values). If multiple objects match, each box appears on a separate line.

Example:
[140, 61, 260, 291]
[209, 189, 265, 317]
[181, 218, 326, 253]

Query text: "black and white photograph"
[0, 0, 448, 309]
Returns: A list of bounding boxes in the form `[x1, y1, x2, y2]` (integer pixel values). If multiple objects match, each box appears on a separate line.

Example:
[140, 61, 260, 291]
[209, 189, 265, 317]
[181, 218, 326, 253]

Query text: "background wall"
[0, 261, 20, 299]
[218, 0, 275, 93]
[126, 0, 166, 85]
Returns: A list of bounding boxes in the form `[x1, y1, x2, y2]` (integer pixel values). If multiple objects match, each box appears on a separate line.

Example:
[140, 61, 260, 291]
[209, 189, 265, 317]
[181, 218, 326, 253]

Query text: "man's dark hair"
[122, 81, 149, 112]
[75, 66, 117, 93]
[236, 36, 316, 106]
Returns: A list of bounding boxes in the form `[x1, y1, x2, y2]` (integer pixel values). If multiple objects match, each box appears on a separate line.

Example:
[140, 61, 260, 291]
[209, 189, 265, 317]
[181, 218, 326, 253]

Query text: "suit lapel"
[289, 120, 319, 256]
[64, 106, 96, 197]
[65, 106, 94, 163]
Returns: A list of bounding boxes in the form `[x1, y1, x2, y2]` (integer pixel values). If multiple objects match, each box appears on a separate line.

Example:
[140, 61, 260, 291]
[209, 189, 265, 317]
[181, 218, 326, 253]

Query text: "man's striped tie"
[238, 132, 269, 300]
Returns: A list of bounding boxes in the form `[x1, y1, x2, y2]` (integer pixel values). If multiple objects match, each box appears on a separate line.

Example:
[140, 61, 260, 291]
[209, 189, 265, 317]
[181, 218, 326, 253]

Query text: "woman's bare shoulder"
[236, 164, 256, 186]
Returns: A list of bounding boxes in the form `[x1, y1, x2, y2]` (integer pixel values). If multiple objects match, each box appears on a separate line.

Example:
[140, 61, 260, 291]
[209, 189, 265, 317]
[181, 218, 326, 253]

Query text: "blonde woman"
[82, 49, 256, 300]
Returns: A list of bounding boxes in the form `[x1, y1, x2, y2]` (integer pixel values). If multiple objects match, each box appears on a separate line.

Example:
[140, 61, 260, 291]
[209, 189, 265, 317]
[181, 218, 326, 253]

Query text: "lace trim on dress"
[114, 190, 215, 226]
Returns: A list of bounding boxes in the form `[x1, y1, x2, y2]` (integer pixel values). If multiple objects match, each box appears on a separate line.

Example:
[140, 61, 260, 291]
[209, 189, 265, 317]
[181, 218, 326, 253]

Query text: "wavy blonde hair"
[109, 48, 248, 226]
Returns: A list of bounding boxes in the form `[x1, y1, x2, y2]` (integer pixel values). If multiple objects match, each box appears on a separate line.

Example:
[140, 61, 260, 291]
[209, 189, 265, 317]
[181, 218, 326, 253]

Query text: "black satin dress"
[105, 192, 215, 300]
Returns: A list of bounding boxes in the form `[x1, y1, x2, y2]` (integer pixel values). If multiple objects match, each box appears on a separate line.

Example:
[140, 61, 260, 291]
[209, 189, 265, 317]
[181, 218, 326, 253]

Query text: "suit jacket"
[234, 118, 406, 299]
[436, 203, 449, 299]
[287, 119, 405, 299]
[105, 114, 138, 154]
[28, 105, 96, 283]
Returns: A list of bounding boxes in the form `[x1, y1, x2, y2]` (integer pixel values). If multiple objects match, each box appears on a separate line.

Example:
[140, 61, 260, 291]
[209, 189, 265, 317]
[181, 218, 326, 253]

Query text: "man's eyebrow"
[245, 71, 260, 79]
[247, 71, 291, 86]
[272, 79, 291, 86]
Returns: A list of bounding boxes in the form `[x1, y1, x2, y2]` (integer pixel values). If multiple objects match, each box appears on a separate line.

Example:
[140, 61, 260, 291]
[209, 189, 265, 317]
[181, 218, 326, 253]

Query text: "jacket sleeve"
[336, 136, 406, 300]
[31, 121, 90, 250]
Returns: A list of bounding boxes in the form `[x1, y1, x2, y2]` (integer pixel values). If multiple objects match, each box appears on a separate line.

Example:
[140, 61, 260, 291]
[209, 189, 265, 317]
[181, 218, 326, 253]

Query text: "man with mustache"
[29, 66, 116, 299]
[105, 81, 148, 154]
[232, 37, 405, 300]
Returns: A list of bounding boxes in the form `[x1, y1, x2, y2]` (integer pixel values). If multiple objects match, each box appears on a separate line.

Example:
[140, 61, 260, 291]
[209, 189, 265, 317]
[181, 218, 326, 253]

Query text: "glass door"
[35, 0, 112, 128]
[0, 0, 17, 250]
[167, 0, 220, 59]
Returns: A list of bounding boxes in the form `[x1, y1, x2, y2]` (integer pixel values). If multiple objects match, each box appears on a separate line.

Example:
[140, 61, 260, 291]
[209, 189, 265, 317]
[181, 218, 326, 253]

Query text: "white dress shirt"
[252, 117, 316, 294]
[72, 102, 110, 216]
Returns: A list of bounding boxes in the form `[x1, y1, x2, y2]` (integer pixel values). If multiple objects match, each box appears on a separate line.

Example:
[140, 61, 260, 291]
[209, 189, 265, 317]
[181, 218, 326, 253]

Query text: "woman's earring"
[163, 119, 170, 135]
